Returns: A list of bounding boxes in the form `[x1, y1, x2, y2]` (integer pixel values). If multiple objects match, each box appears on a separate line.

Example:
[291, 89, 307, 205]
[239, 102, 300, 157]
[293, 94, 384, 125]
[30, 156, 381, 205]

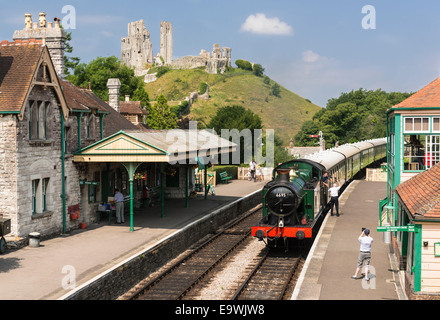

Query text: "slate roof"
[120, 101, 147, 115]
[396, 163, 440, 219]
[59, 79, 109, 113]
[389, 76, 440, 112]
[0, 41, 43, 112]
[58, 80, 141, 137]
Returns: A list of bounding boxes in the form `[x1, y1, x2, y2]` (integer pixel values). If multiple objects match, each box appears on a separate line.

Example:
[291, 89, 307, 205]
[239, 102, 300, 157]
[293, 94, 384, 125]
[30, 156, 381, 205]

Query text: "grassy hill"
[144, 67, 321, 144]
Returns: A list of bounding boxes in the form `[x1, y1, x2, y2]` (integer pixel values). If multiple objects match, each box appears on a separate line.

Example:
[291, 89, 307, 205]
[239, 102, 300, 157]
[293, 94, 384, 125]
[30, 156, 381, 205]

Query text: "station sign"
[376, 225, 417, 233]
[79, 180, 99, 186]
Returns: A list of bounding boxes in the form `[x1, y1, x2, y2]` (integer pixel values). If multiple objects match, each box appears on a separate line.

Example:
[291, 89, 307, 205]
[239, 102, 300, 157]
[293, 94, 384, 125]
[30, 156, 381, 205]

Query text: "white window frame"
[403, 117, 430, 133]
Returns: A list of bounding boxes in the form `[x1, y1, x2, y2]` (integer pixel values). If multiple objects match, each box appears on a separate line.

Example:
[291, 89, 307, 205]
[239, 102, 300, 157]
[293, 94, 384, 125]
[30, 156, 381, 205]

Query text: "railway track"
[128, 205, 262, 300]
[232, 249, 302, 300]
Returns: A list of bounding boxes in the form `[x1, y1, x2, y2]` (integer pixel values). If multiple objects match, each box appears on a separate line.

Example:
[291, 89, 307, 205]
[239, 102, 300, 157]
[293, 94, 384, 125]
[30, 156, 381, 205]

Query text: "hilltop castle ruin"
[121, 20, 231, 78]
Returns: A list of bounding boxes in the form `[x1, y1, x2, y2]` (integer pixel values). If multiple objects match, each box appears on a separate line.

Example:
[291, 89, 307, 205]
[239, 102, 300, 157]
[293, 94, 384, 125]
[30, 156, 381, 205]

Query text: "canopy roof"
[73, 129, 237, 164]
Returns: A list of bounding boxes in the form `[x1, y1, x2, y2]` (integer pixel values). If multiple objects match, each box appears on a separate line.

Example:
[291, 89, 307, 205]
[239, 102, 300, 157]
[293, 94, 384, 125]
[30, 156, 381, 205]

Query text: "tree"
[208, 105, 262, 133]
[271, 83, 281, 98]
[294, 88, 413, 147]
[63, 30, 80, 76]
[145, 94, 178, 129]
[252, 64, 265, 77]
[132, 85, 151, 110]
[66, 56, 149, 105]
[208, 105, 262, 164]
[235, 59, 253, 71]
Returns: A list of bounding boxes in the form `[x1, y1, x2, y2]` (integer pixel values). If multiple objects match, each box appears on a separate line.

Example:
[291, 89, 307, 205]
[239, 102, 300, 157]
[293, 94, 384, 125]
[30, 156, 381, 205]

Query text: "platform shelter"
[73, 129, 236, 231]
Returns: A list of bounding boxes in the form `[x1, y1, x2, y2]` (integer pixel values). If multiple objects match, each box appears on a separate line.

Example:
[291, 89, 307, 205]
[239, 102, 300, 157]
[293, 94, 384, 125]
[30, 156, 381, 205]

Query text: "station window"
[403, 135, 440, 171]
[404, 117, 430, 133]
[32, 178, 50, 214]
[29, 100, 50, 140]
[433, 117, 440, 132]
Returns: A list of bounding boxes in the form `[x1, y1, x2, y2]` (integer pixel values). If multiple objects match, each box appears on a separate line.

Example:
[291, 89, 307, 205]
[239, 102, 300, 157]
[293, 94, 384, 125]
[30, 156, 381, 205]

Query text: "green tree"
[235, 59, 253, 71]
[63, 30, 80, 76]
[66, 56, 149, 105]
[132, 85, 151, 109]
[294, 88, 413, 147]
[208, 105, 262, 164]
[271, 83, 281, 98]
[252, 64, 265, 77]
[146, 94, 178, 129]
[208, 105, 262, 133]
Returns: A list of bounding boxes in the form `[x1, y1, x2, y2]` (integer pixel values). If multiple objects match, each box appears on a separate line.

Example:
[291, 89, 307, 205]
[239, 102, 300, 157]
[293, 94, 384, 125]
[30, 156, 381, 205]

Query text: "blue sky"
[1, 0, 440, 107]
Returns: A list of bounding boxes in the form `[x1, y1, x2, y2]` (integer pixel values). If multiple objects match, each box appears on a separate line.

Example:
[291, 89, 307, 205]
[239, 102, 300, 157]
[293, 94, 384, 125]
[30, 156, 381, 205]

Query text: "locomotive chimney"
[276, 169, 290, 183]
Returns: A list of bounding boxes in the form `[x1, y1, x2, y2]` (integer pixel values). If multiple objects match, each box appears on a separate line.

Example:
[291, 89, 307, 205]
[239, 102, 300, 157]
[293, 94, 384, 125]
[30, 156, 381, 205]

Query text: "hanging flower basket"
[134, 172, 147, 180]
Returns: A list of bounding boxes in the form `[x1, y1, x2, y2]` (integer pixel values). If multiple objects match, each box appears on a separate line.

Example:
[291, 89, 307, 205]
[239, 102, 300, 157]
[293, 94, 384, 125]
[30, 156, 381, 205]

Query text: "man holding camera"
[351, 228, 373, 280]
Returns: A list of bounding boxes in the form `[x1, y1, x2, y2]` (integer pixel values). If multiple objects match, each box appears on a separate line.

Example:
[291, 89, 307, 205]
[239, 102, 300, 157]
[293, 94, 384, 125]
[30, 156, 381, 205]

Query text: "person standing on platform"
[114, 188, 125, 224]
[143, 185, 149, 208]
[249, 160, 257, 182]
[328, 182, 340, 216]
[351, 228, 373, 280]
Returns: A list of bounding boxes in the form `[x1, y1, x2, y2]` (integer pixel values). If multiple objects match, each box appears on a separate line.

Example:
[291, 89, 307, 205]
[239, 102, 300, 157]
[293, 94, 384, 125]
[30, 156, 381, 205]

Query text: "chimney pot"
[125, 95, 130, 102]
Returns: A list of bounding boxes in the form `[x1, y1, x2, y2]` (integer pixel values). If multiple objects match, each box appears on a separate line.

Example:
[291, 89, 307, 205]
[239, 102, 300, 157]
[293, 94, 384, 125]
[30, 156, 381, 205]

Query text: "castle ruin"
[121, 20, 153, 76]
[121, 20, 231, 78]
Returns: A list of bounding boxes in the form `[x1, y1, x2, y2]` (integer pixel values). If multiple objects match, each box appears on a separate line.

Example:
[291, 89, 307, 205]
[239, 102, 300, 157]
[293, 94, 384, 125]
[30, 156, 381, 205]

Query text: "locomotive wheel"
[0, 237, 6, 254]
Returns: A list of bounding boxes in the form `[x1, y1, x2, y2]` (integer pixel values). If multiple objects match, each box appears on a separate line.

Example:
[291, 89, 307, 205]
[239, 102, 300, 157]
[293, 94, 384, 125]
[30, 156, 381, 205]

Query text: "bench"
[219, 171, 232, 184]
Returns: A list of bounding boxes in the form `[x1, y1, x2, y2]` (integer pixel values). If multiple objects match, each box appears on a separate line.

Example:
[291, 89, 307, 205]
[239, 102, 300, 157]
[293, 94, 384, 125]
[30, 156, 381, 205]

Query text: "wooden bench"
[219, 171, 232, 184]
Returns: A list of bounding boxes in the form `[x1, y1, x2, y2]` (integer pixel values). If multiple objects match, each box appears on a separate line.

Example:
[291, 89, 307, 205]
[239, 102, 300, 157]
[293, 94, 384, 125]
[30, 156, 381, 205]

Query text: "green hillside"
[144, 67, 321, 144]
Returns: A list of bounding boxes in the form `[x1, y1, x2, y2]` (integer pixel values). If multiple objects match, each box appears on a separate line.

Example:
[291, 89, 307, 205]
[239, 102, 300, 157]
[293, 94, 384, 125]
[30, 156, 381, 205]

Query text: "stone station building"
[0, 13, 235, 241]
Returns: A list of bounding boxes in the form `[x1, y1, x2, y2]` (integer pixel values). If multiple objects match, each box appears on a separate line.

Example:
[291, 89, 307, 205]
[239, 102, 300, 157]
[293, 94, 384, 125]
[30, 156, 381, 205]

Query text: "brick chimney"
[107, 78, 121, 112]
[13, 13, 67, 78]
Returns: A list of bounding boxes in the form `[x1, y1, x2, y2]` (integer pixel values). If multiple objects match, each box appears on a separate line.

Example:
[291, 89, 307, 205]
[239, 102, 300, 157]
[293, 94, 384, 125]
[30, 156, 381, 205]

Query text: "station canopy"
[73, 129, 237, 164]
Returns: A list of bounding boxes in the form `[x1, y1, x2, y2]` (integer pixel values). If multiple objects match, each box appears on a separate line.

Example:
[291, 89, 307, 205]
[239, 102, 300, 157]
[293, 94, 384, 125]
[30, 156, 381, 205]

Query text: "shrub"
[235, 59, 252, 71]
[199, 81, 208, 95]
[252, 64, 264, 77]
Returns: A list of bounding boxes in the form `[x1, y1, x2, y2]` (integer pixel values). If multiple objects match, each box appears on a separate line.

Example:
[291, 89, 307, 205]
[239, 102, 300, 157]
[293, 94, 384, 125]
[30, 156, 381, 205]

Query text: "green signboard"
[79, 180, 99, 186]
[377, 225, 417, 233]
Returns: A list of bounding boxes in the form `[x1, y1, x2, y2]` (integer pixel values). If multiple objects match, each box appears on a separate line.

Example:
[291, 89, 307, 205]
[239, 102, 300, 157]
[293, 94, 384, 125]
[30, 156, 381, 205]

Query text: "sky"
[1, 0, 440, 107]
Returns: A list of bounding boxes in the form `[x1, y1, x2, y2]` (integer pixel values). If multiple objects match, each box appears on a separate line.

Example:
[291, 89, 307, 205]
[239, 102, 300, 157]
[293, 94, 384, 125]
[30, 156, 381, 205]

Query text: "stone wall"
[2, 84, 103, 238]
[0, 115, 18, 233]
[15, 86, 65, 237]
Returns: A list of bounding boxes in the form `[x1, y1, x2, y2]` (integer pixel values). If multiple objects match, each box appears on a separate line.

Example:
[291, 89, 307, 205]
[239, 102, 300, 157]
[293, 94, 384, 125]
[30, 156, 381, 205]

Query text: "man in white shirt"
[249, 160, 257, 182]
[114, 188, 125, 224]
[328, 182, 340, 216]
[351, 228, 373, 280]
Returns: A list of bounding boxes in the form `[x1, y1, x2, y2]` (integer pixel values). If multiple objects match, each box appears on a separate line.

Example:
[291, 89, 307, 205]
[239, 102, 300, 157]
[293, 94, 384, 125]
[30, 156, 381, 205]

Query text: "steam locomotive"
[252, 138, 387, 247]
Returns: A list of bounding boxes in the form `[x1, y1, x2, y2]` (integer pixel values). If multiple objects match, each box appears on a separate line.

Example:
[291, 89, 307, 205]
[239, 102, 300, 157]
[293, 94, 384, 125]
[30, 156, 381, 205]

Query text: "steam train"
[252, 138, 387, 247]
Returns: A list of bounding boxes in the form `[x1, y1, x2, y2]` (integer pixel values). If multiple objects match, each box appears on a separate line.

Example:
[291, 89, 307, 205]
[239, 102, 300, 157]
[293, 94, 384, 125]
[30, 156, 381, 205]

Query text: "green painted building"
[383, 77, 440, 298]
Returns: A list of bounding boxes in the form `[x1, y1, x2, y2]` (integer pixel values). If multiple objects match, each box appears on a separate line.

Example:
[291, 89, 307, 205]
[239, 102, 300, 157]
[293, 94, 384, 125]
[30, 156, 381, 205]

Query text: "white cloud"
[240, 13, 293, 36]
[302, 50, 324, 63]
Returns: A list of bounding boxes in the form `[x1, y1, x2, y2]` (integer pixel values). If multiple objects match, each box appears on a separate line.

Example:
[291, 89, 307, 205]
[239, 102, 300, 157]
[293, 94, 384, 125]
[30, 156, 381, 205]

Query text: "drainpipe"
[99, 114, 104, 140]
[61, 108, 66, 234]
[77, 113, 82, 151]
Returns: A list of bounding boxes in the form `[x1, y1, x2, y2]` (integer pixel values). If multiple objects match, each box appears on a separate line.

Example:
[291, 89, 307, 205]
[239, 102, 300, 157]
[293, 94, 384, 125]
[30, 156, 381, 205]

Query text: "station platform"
[292, 180, 407, 300]
[0, 179, 265, 300]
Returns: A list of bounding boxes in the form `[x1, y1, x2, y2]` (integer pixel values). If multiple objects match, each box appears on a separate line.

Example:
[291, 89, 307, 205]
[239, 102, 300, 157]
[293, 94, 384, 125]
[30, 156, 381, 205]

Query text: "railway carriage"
[252, 138, 386, 247]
